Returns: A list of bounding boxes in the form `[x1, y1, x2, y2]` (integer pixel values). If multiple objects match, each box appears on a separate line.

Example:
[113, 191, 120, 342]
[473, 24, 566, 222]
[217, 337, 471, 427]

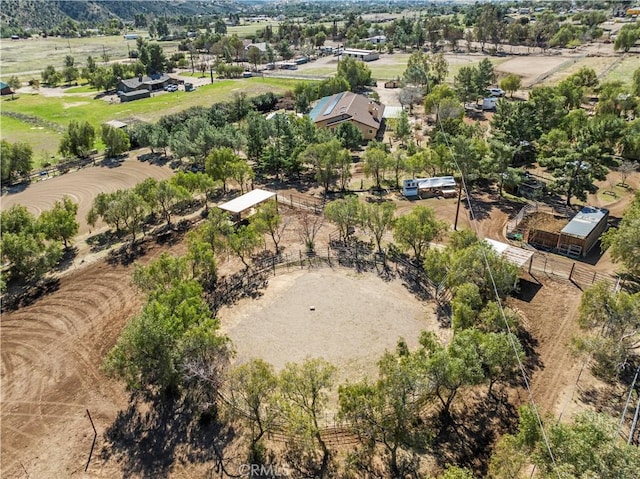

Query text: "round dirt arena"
[218, 268, 449, 387]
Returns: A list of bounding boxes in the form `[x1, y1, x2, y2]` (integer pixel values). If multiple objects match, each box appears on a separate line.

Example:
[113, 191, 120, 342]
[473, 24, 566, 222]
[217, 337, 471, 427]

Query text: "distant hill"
[0, 0, 239, 32]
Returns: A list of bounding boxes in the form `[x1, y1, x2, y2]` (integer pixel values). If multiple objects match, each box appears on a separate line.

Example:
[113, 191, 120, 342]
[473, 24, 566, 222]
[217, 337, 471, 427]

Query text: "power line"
[425, 74, 561, 478]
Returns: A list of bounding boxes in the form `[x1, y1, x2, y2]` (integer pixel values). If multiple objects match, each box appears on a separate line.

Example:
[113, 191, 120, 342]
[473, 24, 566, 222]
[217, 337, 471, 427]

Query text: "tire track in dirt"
[510, 277, 584, 415]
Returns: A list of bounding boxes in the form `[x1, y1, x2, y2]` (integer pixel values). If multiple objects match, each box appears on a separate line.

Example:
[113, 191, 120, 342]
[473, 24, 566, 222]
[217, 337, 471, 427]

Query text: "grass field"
[0, 33, 181, 78]
[541, 55, 619, 86]
[602, 56, 638, 86]
[1, 77, 308, 156]
[0, 115, 62, 161]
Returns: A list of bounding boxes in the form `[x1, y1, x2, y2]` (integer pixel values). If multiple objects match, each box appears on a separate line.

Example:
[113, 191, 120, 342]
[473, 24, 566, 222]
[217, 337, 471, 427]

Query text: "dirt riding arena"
[1, 153, 173, 235]
[219, 269, 446, 389]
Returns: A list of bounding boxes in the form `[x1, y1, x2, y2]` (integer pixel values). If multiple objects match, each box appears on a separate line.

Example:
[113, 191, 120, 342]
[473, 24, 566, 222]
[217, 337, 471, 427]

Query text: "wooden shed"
[527, 206, 608, 258]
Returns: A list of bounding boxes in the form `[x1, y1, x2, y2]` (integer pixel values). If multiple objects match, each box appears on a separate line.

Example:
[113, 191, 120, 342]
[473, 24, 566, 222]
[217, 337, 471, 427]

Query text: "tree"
[0, 231, 63, 283]
[228, 359, 279, 463]
[336, 56, 372, 91]
[206, 147, 238, 192]
[101, 124, 130, 157]
[393, 206, 448, 264]
[363, 143, 391, 190]
[614, 24, 640, 52]
[298, 212, 324, 253]
[475, 58, 496, 94]
[422, 330, 484, 415]
[104, 280, 231, 394]
[279, 358, 336, 478]
[0, 140, 33, 185]
[398, 86, 423, 114]
[7, 75, 21, 93]
[156, 180, 189, 228]
[62, 54, 78, 85]
[38, 196, 79, 249]
[246, 46, 262, 71]
[617, 160, 638, 187]
[454, 66, 478, 104]
[324, 196, 362, 242]
[299, 139, 349, 195]
[41, 65, 60, 86]
[227, 224, 262, 269]
[499, 74, 521, 97]
[573, 281, 640, 381]
[394, 110, 411, 146]
[339, 346, 431, 477]
[335, 122, 362, 150]
[446, 242, 519, 300]
[494, 406, 640, 479]
[252, 199, 286, 253]
[59, 120, 95, 158]
[145, 42, 167, 74]
[402, 51, 448, 91]
[602, 193, 640, 276]
[361, 201, 396, 254]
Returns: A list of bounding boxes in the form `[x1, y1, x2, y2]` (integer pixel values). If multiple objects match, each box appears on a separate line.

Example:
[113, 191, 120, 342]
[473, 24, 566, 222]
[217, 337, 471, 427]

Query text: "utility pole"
[454, 178, 463, 231]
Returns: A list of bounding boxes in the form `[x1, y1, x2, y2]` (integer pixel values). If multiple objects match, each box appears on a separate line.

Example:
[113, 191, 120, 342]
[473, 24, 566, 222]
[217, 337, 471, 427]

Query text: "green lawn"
[64, 84, 99, 94]
[603, 56, 638, 86]
[0, 115, 62, 161]
[1, 77, 310, 156]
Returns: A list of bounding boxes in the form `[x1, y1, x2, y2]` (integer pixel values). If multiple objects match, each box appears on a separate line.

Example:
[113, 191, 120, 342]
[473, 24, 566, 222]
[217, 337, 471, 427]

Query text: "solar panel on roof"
[323, 92, 344, 116]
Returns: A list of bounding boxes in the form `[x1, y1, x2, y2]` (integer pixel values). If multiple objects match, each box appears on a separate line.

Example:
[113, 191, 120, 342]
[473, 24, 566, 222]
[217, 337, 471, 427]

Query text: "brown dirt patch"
[1, 151, 173, 236]
[219, 269, 447, 390]
[495, 55, 571, 87]
[523, 212, 568, 234]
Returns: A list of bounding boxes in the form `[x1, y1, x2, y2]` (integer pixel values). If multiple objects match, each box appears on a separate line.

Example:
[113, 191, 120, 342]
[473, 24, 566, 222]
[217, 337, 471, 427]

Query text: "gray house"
[117, 74, 174, 94]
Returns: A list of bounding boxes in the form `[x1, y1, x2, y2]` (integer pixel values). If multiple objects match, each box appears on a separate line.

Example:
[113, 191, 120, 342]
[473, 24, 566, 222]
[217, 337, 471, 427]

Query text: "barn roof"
[561, 206, 609, 239]
[218, 189, 275, 214]
[485, 238, 534, 268]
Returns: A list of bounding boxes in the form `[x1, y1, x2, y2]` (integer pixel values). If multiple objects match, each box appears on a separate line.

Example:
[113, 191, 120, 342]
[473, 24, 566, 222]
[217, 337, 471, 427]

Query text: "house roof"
[0, 82, 8, 89]
[218, 189, 275, 215]
[560, 206, 609, 239]
[308, 91, 384, 130]
[119, 73, 170, 90]
[245, 42, 269, 52]
[119, 90, 151, 98]
[342, 48, 377, 55]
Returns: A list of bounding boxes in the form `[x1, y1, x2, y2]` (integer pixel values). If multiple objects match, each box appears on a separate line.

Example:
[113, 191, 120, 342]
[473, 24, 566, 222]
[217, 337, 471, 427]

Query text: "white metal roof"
[217, 189, 275, 214]
[485, 238, 534, 268]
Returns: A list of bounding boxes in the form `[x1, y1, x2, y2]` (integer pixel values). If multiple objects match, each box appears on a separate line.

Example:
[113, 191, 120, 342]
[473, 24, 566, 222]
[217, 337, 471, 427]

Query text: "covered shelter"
[217, 189, 276, 222]
[485, 238, 534, 270]
[557, 206, 609, 258]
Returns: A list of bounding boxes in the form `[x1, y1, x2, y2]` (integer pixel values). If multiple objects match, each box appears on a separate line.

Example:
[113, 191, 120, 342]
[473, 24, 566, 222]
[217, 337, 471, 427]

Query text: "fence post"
[299, 250, 303, 268]
[569, 263, 575, 281]
[592, 271, 597, 284]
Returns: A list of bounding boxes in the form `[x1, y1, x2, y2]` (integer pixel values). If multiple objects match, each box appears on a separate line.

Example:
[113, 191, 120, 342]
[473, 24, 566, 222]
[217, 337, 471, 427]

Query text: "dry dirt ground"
[219, 269, 447, 395]
[1, 153, 173, 236]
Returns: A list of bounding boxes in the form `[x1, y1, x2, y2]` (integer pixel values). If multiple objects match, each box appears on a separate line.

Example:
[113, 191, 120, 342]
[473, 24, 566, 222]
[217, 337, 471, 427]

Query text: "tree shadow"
[53, 246, 79, 272]
[107, 242, 147, 266]
[1, 277, 61, 313]
[513, 278, 542, 303]
[86, 230, 121, 253]
[101, 393, 236, 478]
[431, 393, 519, 476]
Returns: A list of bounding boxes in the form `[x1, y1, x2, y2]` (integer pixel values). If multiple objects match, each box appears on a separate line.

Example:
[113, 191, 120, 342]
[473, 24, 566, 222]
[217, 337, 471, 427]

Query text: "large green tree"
[59, 120, 96, 158]
[38, 196, 79, 249]
[393, 206, 448, 264]
[602, 192, 640, 277]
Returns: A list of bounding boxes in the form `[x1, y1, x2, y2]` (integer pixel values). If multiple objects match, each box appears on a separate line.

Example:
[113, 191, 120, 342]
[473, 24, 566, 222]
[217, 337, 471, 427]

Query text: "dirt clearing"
[1, 153, 173, 235]
[219, 269, 446, 388]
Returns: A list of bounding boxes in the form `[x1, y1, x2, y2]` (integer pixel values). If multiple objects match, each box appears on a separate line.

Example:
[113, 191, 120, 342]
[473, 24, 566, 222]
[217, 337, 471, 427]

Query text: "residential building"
[116, 74, 174, 94]
[309, 91, 385, 141]
[0, 81, 14, 96]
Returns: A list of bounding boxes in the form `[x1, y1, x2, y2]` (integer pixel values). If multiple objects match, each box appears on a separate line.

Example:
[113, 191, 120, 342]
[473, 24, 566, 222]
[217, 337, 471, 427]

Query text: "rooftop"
[218, 189, 275, 215]
[119, 73, 170, 90]
[561, 206, 609, 239]
[485, 238, 534, 268]
[308, 91, 384, 130]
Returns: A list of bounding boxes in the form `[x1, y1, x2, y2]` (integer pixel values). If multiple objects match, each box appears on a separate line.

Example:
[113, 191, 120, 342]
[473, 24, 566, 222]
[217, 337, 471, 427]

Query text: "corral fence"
[275, 192, 325, 214]
[528, 251, 619, 291]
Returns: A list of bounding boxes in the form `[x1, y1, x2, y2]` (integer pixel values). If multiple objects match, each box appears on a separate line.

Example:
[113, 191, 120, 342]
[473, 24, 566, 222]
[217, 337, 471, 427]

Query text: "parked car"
[164, 84, 178, 92]
[487, 87, 505, 97]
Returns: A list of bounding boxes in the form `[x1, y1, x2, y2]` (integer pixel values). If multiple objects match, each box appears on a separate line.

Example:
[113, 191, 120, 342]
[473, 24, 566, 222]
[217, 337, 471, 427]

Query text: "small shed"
[341, 48, 379, 62]
[557, 206, 609, 257]
[217, 189, 276, 222]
